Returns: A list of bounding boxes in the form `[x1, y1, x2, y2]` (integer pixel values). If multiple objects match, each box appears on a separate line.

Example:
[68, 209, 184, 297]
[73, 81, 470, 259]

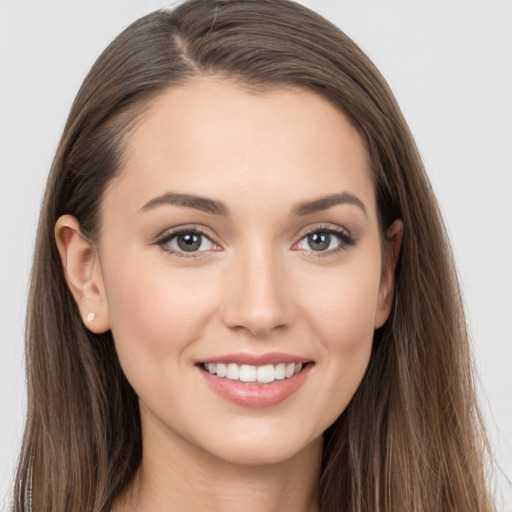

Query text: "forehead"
[107, 78, 375, 218]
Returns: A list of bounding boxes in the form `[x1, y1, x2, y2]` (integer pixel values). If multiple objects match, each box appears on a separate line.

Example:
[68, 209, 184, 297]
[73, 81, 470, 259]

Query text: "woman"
[12, 0, 495, 511]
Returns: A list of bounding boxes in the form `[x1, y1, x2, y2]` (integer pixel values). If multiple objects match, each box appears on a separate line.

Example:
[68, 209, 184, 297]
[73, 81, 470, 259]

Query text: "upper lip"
[198, 352, 312, 366]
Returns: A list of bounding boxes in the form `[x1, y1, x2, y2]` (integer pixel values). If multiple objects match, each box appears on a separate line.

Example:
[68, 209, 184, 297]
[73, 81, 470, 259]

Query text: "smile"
[202, 362, 303, 384]
[197, 354, 313, 407]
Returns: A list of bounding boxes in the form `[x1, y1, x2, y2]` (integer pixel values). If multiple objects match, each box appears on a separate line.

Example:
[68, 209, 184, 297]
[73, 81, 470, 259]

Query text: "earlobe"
[54, 215, 110, 333]
[375, 219, 403, 328]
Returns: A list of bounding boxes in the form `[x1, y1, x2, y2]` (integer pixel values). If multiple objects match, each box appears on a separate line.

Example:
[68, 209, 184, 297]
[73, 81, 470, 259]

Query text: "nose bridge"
[222, 240, 291, 336]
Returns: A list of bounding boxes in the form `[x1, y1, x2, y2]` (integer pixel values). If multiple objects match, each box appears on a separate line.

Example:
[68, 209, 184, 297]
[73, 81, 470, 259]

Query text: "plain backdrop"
[1, 0, 511, 510]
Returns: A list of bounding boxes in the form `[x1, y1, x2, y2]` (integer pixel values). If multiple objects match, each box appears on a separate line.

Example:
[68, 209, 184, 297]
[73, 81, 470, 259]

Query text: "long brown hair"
[14, 1, 494, 511]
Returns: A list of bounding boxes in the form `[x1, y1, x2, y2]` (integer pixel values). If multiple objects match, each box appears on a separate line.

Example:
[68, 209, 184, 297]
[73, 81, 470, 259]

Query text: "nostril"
[230, 321, 288, 338]
[220, 259, 293, 335]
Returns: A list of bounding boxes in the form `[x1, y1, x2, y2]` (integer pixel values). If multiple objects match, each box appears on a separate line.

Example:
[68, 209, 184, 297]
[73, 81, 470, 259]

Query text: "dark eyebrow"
[292, 192, 367, 217]
[140, 192, 229, 216]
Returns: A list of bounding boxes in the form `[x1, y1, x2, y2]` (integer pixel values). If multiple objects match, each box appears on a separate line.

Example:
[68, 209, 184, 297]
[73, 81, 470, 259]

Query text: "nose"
[221, 245, 292, 337]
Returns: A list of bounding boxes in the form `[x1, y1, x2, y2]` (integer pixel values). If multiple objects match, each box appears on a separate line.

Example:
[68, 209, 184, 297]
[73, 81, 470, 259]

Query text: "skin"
[56, 79, 402, 512]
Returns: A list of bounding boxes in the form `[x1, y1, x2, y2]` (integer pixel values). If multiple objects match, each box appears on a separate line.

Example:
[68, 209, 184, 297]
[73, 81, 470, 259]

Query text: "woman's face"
[95, 79, 396, 465]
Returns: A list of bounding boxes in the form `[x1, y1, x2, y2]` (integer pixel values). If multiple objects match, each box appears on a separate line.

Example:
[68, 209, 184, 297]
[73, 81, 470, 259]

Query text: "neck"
[111, 419, 322, 512]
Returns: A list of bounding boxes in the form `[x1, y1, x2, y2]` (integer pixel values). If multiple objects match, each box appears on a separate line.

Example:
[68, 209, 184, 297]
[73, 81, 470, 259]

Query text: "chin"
[193, 426, 322, 467]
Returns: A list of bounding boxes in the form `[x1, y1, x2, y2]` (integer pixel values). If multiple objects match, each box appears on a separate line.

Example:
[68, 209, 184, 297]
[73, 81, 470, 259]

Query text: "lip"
[196, 353, 314, 408]
[199, 352, 311, 366]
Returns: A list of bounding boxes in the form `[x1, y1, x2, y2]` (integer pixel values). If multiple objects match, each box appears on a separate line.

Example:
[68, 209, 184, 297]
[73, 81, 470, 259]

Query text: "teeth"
[216, 363, 227, 377]
[226, 363, 239, 380]
[239, 364, 257, 382]
[257, 364, 275, 383]
[275, 363, 286, 380]
[203, 362, 305, 383]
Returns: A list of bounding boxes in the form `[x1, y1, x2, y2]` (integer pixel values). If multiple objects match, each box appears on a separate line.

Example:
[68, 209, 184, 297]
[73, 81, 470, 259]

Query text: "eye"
[295, 228, 354, 253]
[157, 229, 217, 256]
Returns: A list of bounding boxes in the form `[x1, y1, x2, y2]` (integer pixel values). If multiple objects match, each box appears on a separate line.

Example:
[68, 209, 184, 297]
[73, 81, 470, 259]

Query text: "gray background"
[1, 0, 511, 510]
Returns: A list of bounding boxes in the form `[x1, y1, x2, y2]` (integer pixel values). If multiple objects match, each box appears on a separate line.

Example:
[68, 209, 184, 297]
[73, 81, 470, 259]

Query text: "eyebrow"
[140, 192, 229, 216]
[140, 191, 367, 218]
[292, 192, 367, 217]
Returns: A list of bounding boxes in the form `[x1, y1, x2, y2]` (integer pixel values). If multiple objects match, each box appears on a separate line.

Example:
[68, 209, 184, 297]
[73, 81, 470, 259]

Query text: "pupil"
[308, 232, 330, 251]
[177, 233, 201, 252]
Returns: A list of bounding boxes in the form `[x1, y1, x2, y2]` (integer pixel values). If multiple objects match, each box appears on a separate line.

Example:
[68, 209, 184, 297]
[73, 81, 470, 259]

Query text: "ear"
[55, 215, 110, 333]
[375, 219, 403, 328]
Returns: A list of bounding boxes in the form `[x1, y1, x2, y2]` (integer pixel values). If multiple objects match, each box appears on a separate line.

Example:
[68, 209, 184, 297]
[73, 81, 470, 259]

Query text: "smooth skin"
[56, 79, 402, 512]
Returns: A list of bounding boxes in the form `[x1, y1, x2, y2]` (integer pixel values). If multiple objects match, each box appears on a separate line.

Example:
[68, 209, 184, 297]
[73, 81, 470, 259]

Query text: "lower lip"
[198, 364, 312, 408]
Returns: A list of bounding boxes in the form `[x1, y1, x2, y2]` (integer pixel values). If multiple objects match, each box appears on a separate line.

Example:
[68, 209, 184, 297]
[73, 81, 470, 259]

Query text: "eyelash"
[295, 225, 356, 257]
[155, 225, 355, 258]
[155, 227, 217, 258]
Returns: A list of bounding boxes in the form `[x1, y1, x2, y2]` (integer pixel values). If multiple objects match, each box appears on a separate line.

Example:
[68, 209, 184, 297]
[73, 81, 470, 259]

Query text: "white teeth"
[204, 362, 305, 383]
[239, 365, 257, 382]
[257, 364, 275, 383]
[216, 363, 227, 377]
[275, 363, 286, 380]
[226, 363, 239, 380]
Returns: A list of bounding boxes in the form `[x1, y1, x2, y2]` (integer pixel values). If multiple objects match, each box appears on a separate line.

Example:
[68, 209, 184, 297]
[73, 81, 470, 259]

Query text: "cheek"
[295, 251, 382, 424]
[300, 256, 382, 351]
[320, 272, 378, 363]
[101, 247, 218, 374]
